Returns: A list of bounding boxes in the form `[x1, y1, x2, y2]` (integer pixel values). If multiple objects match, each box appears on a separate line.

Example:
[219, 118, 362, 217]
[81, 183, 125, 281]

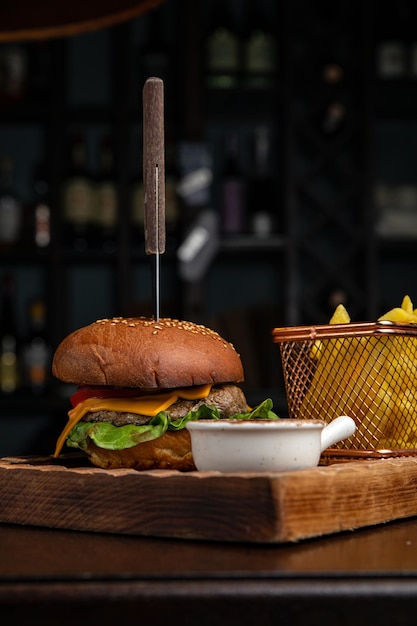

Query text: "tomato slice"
[70, 386, 145, 408]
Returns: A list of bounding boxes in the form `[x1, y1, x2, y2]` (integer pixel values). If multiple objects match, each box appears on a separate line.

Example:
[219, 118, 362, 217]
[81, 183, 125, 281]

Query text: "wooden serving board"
[1, 454, 417, 543]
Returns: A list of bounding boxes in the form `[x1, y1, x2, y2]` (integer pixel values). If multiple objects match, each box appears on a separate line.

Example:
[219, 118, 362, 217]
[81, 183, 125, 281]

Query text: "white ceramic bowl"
[186, 415, 356, 473]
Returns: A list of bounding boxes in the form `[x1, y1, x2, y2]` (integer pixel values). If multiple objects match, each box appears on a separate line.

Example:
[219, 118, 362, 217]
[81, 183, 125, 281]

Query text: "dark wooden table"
[1, 517, 417, 625]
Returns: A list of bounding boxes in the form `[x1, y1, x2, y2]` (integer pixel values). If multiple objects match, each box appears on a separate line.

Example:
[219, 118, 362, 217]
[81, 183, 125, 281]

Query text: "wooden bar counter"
[1, 517, 417, 625]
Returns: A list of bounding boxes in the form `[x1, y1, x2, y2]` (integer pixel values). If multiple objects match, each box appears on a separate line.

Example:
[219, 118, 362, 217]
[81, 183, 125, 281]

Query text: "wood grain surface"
[1, 455, 417, 543]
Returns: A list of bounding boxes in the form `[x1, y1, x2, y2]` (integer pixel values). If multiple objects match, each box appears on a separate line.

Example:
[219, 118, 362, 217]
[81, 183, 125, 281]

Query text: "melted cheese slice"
[53, 384, 212, 458]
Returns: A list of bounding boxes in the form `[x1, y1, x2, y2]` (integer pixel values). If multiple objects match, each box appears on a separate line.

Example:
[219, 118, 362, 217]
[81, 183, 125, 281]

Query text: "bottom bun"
[83, 429, 196, 471]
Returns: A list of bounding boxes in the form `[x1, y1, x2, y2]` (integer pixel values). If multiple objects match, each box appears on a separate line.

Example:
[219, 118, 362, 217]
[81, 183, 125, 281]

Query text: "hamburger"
[52, 316, 278, 471]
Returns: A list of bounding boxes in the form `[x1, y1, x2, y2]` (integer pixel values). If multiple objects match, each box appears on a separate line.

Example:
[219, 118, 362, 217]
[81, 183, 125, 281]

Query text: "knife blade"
[143, 77, 166, 321]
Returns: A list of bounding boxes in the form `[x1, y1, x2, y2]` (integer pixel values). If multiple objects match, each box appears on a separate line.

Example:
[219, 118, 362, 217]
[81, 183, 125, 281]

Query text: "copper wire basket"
[272, 321, 417, 458]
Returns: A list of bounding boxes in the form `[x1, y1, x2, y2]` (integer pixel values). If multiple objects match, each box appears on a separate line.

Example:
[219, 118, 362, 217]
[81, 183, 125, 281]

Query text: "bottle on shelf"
[95, 135, 118, 253]
[375, 2, 406, 80]
[0, 156, 22, 248]
[0, 43, 28, 103]
[61, 133, 95, 252]
[22, 297, 50, 396]
[247, 126, 277, 236]
[205, 0, 240, 89]
[31, 160, 51, 249]
[0, 273, 20, 395]
[242, 0, 277, 89]
[219, 132, 246, 235]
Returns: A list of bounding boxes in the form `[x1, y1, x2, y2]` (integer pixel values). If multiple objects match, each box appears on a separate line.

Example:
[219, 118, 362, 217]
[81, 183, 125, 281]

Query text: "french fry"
[309, 303, 350, 360]
[329, 303, 350, 324]
[401, 295, 413, 314]
[379, 295, 417, 323]
[301, 296, 417, 450]
[378, 307, 417, 323]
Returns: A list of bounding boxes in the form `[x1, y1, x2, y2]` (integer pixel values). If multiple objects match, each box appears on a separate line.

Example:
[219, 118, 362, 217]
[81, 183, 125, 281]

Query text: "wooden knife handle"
[143, 77, 166, 255]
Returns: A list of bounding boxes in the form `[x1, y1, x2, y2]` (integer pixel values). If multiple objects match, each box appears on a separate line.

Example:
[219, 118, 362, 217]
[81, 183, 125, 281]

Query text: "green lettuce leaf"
[66, 399, 279, 452]
[233, 398, 278, 420]
[67, 412, 170, 451]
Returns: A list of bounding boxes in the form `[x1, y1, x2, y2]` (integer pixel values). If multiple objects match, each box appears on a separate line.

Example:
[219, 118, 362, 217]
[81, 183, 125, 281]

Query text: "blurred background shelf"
[0, 0, 416, 454]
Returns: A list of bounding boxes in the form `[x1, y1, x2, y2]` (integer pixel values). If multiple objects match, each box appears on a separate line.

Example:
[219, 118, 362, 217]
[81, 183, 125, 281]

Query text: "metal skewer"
[143, 77, 166, 321]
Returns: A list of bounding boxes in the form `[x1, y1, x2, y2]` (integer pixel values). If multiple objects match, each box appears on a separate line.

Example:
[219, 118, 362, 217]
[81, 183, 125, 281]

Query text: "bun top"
[52, 317, 244, 389]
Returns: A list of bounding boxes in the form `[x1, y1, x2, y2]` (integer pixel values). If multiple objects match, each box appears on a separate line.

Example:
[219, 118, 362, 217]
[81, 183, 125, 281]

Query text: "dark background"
[0, 0, 414, 454]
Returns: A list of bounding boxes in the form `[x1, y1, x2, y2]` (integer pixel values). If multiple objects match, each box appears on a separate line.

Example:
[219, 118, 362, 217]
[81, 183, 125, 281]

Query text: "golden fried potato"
[378, 295, 417, 323]
[329, 304, 350, 325]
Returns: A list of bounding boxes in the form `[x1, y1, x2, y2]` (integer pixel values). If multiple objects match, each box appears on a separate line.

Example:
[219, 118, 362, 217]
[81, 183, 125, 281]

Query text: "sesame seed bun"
[52, 317, 244, 389]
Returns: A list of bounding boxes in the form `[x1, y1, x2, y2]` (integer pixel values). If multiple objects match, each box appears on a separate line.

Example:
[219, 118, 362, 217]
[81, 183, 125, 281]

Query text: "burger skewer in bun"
[52, 316, 279, 471]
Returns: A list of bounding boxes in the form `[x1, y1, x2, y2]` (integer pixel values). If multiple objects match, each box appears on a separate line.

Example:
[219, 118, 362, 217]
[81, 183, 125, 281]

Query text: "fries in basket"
[273, 296, 417, 454]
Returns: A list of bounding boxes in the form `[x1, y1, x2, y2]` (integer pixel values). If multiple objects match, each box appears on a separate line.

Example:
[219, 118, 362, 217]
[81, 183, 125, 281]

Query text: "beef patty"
[81, 383, 248, 427]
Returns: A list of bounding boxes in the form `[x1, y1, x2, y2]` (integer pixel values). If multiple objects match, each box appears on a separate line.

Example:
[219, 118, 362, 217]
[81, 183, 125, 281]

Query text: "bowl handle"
[320, 415, 356, 452]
